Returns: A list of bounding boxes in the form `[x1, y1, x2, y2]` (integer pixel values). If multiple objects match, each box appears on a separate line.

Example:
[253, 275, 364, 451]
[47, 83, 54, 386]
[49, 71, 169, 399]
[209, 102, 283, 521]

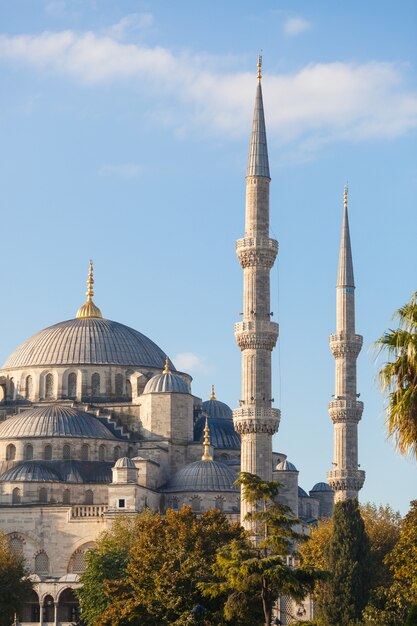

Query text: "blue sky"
[0, 0, 416, 514]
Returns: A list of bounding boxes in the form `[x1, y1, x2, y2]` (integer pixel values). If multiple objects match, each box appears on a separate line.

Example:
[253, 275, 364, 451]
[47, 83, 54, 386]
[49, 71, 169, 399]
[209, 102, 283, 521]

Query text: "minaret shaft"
[233, 66, 280, 527]
[327, 188, 365, 501]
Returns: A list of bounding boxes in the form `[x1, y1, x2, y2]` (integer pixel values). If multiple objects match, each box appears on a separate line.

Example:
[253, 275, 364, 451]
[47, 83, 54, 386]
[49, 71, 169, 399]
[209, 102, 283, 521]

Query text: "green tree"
[78, 507, 244, 626]
[376, 292, 417, 458]
[389, 500, 417, 603]
[0, 531, 33, 626]
[320, 499, 371, 626]
[202, 473, 323, 626]
[405, 604, 417, 626]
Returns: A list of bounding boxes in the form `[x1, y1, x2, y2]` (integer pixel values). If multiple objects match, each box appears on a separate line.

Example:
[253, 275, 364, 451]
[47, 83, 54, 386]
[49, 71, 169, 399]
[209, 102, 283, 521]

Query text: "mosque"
[0, 59, 364, 625]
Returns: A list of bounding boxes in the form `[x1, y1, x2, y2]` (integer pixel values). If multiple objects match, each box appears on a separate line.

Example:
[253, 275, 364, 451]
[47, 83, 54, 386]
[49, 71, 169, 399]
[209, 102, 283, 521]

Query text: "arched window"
[81, 444, 89, 461]
[63, 489, 70, 505]
[57, 588, 80, 623]
[68, 551, 86, 574]
[127, 446, 134, 459]
[9, 536, 23, 555]
[45, 373, 54, 400]
[91, 373, 100, 397]
[39, 487, 47, 503]
[44, 444, 52, 461]
[63, 444, 71, 460]
[24, 444, 33, 460]
[20, 589, 40, 623]
[84, 490, 94, 505]
[35, 551, 49, 575]
[6, 444, 16, 461]
[126, 379, 132, 401]
[43, 595, 55, 623]
[215, 496, 224, 511]
[9, 378, 15, 400]
[99, 444, 106, 461]
[115, 373, 123, 396]
[68, 373, 77, 399]
[12, 488, 21, 504]
[171, 497, 179, 511]
[25, 375, 33, 400]
[114, 446, 121, 461]
[190, 496, 201, 513]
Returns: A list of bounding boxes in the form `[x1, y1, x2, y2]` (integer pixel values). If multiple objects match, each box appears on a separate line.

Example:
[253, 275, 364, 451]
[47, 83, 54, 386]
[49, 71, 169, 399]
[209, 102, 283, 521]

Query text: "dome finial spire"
[344, 182, 348, 210]
[210, 384, 216, 401]
[202, 416, 212, 461]
[76, 260, 103, 319]
[257, 51, 262, 81]
[163, 356, 171, 375]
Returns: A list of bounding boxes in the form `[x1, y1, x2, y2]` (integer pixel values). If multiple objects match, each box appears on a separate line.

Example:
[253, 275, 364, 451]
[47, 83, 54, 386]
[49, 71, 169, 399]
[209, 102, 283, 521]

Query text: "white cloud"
[108, 13, 154, 41]
[98, 163, 144, 179]
[0, 30, 416, 151]
[174, 352, 207, 373]
[44, 1, 67, 17]
[283, 16, 311, 36]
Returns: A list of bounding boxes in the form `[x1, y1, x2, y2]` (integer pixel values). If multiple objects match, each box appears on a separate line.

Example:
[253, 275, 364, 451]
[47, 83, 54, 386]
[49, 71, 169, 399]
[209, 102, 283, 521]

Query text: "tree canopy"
[0, 531, 33, 626]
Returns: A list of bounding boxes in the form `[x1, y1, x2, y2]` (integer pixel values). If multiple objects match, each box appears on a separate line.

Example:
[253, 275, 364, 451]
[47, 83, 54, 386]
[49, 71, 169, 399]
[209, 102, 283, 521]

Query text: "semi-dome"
[0, 462, 60, 483]
[113, 457, 135, 468]
[0, 460, 113, 484]
[163, 460, 238, 493]
[202, 386, 233, 420]
[143, 358, 189, 394]
[194, 415, 240, 450]
[276, 459, 298, 472]
[310, 482, 333, 493]
[2, 318, 175, 370]
[0, 405, 117, 440]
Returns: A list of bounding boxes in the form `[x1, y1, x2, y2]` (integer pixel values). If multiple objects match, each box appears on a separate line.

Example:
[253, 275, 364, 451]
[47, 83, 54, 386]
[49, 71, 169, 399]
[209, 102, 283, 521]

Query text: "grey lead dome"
[3, 317, 175, 370]
[163, 460, 238, 493]
[0, 405, 117, 440]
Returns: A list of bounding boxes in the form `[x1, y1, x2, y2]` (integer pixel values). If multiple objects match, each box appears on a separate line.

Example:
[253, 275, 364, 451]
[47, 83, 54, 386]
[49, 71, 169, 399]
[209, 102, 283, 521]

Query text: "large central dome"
[3, 318, 175, 370]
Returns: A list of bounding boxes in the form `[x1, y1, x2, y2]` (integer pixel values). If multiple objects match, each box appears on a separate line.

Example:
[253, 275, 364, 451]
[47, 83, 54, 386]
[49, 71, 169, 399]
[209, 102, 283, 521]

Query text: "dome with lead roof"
[310, 482, 333, 493]
[163, 460, 238, 493]
[202, 386, 233, 420]
[0, 405, 117, 440]
[114, 457, 136, 468]
[143, 358, 189, 394]
[276, 459, 298, 472]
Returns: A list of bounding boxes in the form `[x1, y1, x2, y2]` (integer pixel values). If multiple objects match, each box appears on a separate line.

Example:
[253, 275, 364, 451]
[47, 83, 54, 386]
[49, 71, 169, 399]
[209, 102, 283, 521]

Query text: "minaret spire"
[233, 58, 280, 527]
[76, 260, 103, 319]
[327, 186, 365, 501]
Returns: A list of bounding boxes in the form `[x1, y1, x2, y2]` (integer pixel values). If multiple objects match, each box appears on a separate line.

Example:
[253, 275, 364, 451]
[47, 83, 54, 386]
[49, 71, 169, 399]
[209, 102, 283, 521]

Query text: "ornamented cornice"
[327, 469, 365, 492]
[236, 237, 278, 269]
[328, 399, 363, 423]
[233, 406, 280, 435]
[329, 333, 363, 358]
[234, 320, 279, 351]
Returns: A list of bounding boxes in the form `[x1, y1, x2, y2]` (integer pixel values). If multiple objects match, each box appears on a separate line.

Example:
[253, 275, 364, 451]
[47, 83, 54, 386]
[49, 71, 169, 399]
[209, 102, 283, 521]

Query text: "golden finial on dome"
[201, 416, 212, 461]
[210, 384, 216, 401]
[163, 356, 171, 375]
[344, 183, 348, 210]
[257, 52, 262, 80]
[76, 260, 103, 319]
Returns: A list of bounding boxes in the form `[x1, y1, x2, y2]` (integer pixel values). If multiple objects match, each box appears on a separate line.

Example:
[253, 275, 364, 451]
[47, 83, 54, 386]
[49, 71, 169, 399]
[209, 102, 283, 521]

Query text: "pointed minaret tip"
[246, 53, 270, 179]
[257, 52, 262, 81]
[201, 416, 213, 461]
[337, 184, 355, 289]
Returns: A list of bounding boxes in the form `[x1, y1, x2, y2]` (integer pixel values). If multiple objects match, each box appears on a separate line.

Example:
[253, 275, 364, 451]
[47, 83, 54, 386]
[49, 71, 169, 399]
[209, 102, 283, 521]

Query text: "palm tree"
[376, 291, 417, 458]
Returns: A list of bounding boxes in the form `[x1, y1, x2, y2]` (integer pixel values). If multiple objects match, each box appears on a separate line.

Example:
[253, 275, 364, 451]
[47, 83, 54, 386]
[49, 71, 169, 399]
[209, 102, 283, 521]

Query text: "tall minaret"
[233, 57, 280, 525]
[327, 186, 365, 501]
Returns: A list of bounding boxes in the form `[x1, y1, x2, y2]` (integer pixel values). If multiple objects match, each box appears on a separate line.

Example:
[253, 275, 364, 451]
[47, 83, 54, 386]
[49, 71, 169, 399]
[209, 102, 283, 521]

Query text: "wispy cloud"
[174, 352, 208, 373]
[98, 163, 144, 179]
[107, 12, 154, 41]
[0, 29, 416, 152]
[283, 16, 311, 36]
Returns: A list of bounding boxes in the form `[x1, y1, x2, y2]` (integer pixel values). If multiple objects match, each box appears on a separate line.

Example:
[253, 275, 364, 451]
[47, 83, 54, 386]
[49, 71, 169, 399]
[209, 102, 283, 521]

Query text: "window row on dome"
[3, 442, 126, 463]
[10, 486, 98, 505]
[166, 494, 239, 514]
[1, 369, 152, 403]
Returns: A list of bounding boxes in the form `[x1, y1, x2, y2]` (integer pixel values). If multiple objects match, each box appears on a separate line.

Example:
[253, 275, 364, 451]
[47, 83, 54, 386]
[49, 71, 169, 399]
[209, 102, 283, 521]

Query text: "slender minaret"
[233, 56, 280, 525]
[327, 186, 365, 501]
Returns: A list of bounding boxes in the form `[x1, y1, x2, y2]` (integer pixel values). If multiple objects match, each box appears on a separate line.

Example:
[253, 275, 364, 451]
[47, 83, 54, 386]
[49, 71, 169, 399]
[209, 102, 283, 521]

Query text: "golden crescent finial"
[202, 416, 212, 461]
[76, 259, 103, 319]
[163, 356, 171, 375]
[210, 384, 216, 401]
[344, 183, 348, 210]
[257, 52, 262, 80]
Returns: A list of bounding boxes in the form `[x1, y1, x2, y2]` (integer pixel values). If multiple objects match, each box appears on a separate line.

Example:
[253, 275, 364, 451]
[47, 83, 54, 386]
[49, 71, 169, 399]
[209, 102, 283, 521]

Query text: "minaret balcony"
[233, 406, 280, 434]
[234, 320, 279, 351]
[328, 398, 364, 423]
[236, 237, 278, 269]
[327, 469, 366, 492]
[329, 333, 363, 358]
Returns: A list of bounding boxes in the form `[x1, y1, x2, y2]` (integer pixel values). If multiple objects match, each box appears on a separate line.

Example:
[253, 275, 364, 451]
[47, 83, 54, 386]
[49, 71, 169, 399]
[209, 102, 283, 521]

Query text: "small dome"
[163, 460, 238, 493]
[310, 482, 333, 493]
[202, 399, 233, 420]
[114, 457, 135, 468]
[144, 372, 189, 394]
[194, 416, 240, 450]
[298, 486, 309, 498]
[0, 462, 60, 482]
[276, 459, 298, 472]
[0, 405, 117, 440]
